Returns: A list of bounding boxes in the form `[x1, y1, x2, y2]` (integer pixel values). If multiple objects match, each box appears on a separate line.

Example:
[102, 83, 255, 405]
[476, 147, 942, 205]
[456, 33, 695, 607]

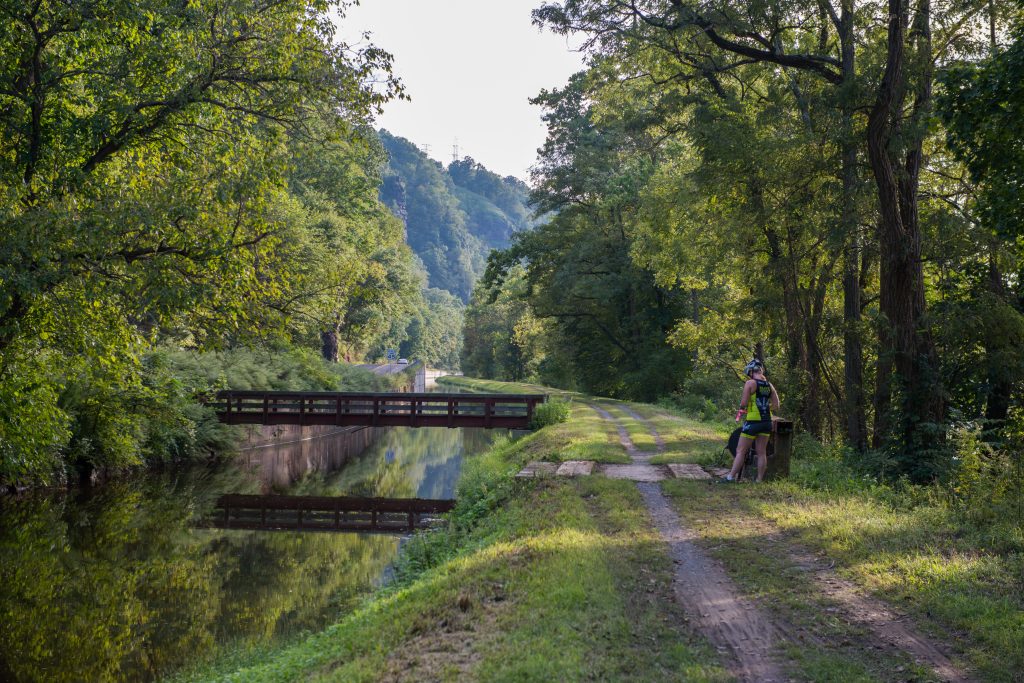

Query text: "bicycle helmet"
[744, 359, 764, 377]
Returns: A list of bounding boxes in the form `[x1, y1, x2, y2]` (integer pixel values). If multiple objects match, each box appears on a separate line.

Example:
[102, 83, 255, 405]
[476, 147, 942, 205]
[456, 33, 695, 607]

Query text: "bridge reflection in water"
[206, 493, 456, 533]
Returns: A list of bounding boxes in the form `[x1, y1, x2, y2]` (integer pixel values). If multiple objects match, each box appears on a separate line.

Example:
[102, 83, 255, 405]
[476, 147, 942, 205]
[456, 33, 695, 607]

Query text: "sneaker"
[714, 475, 737, 484]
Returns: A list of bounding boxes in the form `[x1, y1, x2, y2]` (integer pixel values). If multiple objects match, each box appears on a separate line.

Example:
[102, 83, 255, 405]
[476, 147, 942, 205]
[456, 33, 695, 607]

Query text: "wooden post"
[447, 399, 454, 428]
[765, 420, 795, 480]
[485, 398, 493, 428]
[263, 395, 269, 424]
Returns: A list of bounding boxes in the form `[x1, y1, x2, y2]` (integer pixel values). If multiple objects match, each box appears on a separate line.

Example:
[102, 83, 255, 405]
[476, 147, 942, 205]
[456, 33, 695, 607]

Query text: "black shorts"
[740, 420, 772, 439]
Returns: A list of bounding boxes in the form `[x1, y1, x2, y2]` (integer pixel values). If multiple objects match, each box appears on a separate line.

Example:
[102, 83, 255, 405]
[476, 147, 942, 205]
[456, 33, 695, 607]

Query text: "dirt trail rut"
[588, 403, 972, 683]
[589, 403, 787, 681]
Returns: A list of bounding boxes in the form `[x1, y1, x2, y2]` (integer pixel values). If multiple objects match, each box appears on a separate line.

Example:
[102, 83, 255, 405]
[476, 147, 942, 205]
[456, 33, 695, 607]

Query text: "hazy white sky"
[338, 1, 586, 181]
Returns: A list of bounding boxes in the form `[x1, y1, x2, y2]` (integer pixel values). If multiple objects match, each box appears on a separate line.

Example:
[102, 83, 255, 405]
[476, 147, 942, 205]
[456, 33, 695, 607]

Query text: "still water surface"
[0, 426, 503, 682]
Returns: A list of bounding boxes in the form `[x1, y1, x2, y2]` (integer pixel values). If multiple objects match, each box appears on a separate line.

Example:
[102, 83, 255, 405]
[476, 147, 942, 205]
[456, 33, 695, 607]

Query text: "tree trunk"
[984, 249, 1012, 426]
[840, 0, 868, 452]
[764, 225, 816, 432]
[321, 328, 340, 363]
[866, 0, 943, 465]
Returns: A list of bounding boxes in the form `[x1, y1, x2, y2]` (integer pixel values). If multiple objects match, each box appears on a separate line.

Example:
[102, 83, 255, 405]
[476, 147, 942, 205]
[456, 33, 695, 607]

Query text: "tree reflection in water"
[0, 426, 504, 682]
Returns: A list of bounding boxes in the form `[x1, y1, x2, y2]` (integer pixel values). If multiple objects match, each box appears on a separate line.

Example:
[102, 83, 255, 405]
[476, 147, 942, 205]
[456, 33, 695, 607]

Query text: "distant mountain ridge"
[377, 130, 534, 301]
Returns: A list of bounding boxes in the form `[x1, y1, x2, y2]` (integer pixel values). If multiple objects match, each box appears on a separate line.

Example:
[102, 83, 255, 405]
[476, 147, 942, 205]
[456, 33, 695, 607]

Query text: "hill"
[377, 131, 533, 301]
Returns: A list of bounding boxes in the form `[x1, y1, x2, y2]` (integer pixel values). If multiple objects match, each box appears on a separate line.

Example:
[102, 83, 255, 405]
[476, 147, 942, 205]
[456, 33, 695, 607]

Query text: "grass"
[658, 459, 1024, 682]
[619, 401, 733, 464]
[740, 479, 1024, 682]
[183, 394, 727, 682]
[550, 403, 631, 464]
[594, 402, 660, 453]
[437, 376, 580, 399]
[662, 479, 940, 682]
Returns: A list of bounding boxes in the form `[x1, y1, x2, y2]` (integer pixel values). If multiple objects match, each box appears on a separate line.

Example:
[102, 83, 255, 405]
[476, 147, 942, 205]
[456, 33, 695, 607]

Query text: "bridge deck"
[205, 494, 456, 534]
[212, 391, 545, 429]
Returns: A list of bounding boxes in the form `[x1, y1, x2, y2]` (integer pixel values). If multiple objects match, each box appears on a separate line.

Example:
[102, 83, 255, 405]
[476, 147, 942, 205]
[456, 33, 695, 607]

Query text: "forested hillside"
[377, 131, 533, 302]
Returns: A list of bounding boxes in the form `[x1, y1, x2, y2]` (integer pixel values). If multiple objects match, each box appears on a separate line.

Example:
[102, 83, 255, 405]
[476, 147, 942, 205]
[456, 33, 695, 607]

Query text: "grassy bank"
[184, 376, 1019, 682]
[444, 377, 1023, 681]
[661, 475, 1024, 682]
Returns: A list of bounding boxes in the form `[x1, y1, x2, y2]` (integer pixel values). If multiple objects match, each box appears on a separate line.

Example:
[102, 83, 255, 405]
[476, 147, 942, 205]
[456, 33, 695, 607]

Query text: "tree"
[535, 0, 1004, 474]
[0, 0, 403, 482]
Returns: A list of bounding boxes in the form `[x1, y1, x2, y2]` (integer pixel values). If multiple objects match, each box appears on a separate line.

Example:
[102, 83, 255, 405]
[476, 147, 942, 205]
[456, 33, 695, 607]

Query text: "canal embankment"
[183, 376, 1016, 683]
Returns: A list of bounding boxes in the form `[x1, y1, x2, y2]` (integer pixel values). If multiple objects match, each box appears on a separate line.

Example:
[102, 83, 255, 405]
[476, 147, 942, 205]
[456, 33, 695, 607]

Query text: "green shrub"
[529, 398, 571, 429]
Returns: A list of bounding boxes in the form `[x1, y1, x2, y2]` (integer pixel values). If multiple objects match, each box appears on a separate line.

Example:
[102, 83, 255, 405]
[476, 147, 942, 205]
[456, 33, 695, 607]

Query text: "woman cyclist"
[721, 359, 780, 483]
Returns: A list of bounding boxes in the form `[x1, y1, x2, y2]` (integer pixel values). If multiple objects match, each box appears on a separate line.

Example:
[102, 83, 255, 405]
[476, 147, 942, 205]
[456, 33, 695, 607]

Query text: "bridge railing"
[211, 391, 546, 429]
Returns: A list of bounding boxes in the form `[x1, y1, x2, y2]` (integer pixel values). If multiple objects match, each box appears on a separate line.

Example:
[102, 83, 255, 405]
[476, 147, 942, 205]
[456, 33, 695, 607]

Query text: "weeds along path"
[588, 403, 788, 682]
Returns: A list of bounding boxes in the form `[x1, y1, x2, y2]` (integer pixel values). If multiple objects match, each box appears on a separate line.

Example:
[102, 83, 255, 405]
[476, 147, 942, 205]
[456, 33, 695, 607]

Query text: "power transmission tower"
[420, 143, 431, 155]
[452, 138, 460, 164]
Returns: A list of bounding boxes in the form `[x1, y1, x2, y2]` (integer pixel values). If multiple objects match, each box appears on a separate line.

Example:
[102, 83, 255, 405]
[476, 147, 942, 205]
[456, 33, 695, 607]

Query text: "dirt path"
[767, 526, 970, 682]
[615, 403, 667, 452]
[589, 404, 645, 458]
[589, 403, 788, 681]
[592, 402, 973, 683]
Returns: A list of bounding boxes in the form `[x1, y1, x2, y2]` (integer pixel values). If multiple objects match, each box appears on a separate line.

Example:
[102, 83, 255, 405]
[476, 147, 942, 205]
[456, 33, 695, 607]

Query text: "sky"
[338, 1, 586, 181]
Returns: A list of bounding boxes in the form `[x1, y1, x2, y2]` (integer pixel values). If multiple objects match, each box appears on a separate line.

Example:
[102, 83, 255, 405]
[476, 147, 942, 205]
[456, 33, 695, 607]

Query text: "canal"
[0, 424, 506, 682]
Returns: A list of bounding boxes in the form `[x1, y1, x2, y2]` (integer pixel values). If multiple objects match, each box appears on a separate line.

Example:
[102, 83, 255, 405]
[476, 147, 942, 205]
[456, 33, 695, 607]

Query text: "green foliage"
[392, 288, 464, 370]
[940, 29, 1024, 239]
[0, 1, 440, 484]
[461, 266, 546, 382]
[529, 399, 572, 430]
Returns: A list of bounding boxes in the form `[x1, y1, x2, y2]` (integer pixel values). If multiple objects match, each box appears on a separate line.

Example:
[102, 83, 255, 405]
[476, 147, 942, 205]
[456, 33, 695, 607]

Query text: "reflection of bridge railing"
[212, 391, 545, 429]
[205, 494, 455, 533]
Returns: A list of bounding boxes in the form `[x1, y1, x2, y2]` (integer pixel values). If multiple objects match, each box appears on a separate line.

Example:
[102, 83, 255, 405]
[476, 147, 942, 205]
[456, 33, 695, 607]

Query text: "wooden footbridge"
[205, 494, 456, 534]
[212, 391, 546, 429]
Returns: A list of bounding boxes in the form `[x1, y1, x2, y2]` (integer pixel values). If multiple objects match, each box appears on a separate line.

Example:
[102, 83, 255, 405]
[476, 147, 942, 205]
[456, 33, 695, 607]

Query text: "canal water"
[0, 425, 505, 682]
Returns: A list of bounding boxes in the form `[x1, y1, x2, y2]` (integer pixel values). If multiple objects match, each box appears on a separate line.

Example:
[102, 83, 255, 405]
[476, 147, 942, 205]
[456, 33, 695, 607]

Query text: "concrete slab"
[555, 460, 595, 477]
[600, 463, 667, 482]
[515, 461, 559, 478]
[668, 463, 712, 480]
[705, 466, 731, 478]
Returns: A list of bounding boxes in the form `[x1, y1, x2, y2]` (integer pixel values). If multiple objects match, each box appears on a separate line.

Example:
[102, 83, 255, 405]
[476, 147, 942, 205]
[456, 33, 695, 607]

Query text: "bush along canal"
[0, 424, 508, 683]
